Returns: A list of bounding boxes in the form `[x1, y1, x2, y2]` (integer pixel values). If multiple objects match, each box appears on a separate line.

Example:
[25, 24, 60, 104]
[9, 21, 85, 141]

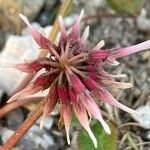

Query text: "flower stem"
[0, 100, 45, 150]
[0, 97, 43, 119]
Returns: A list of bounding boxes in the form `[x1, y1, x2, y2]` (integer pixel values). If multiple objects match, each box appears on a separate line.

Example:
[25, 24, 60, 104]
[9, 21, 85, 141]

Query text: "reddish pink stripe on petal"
[90, 50, 109, 60]
[73, 102, 97, 148]
[70, 74, 85, 93]
[58, 85, 70, 104]
[33, 74, 50, 87]
[69, 86, 77, 102]
[83, 77, 99, 91]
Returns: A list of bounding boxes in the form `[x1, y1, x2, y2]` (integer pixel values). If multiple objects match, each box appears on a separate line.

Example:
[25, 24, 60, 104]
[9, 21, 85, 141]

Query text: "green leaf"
[106, 0, 145, 16]
[71, 113, 80, 126]
[78, 121, 117, 150]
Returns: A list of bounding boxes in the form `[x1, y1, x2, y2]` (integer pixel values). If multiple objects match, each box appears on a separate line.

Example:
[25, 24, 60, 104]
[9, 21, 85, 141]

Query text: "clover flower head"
[5, 10, 150, 148]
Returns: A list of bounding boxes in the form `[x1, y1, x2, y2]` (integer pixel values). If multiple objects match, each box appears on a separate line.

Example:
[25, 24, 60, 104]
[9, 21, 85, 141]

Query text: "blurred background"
[0, 0, 149, 149]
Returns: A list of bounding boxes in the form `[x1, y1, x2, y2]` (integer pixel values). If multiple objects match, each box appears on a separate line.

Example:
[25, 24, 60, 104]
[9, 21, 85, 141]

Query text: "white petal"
[82, 26, 89, 41]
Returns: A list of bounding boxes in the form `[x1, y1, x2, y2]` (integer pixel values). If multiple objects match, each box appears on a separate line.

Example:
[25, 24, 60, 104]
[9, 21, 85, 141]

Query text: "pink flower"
[5, 10, 150, 148]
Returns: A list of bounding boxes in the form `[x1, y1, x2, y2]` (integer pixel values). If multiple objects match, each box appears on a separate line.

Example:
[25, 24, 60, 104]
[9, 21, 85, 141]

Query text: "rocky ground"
[0, 0, 150, 150]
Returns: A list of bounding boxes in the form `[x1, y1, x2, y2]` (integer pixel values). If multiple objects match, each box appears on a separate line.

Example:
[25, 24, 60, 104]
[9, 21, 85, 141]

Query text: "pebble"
[18, 125, 55, 150]
[0, 127, 14, 143]
[77, 0, 106, 14]
[137, 9, 150, 32]
[0, 23, 52, 95]
[0, 34, 39, 95]
[7, 108, 24, 130]
[38, 11, 50, 27]
[36, 116, 54, 131]
[23, 0, 46, 20]
[132, 105, 150, 129]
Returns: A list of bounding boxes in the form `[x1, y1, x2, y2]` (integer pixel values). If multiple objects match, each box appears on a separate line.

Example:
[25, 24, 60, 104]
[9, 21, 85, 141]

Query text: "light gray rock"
[22, 0, 46, 20]
[0, 24, 52, 95]
[137, 9, 150, 32]
[0, 127, 14, 143]
[7, 108, 24, 130]
[18, 125, 55, 150]
[78, 0, 106, 14]
[132, 105, 150, 129]
[0, 34, 39, 95]
[36, 116, 54, 131]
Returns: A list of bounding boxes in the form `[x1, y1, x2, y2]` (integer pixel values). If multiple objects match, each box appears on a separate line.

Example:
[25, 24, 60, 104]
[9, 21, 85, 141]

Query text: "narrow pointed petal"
[58, 16, 67, 47]
[82, 26, 89, 42]
[12, 59, 43, 73]
[59, 16, 67, 36]
[19, 14, 57, 50]
[73, 9, 84, 31]
[68, 9, 84, 43]
[7, 85, 42, 103]
[14, 64, 35, 73]
[110, 40, 150, 59]
[0, 62, 38, 73]
[100, 70, 127, 79]
[0, 63, 36, 73]
[101, 80, 133, 89]
[67, 10, 86, 55]
[40, 83, 58, 128]
[62, 104, 72, 145]
[107, 60, 120, 66]
[6, 58, 55, 73]
[97, 88, 136, 114]
[73, 103, 97, 148]
[80, 91, 111, 134]
[40, 114, 46, 129]
[92, 40, 105, 50]
[69, 10, 84, 38]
